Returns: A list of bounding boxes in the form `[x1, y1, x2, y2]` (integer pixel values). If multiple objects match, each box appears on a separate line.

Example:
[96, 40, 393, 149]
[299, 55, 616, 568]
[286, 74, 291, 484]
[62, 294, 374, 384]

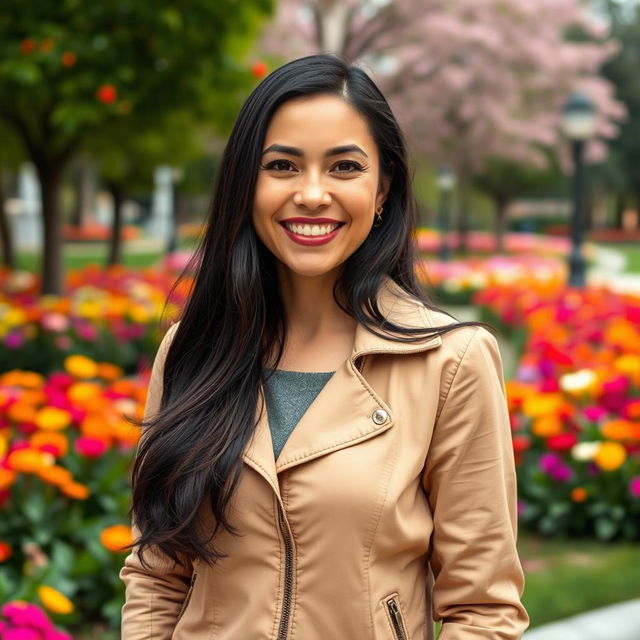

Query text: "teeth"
[284, 222, 340, 237]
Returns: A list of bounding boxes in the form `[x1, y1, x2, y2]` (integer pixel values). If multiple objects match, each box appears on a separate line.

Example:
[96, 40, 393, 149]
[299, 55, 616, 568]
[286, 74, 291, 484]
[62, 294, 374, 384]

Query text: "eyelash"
[261, 159, 366, 173]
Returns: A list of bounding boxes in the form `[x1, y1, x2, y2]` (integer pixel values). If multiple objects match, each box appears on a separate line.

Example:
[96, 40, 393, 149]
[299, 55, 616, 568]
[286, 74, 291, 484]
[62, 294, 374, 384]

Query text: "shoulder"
[159, 321, 181, 354]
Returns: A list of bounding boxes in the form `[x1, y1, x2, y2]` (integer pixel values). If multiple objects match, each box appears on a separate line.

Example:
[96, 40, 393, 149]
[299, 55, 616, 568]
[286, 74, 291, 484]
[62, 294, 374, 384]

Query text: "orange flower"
[100, 524, 133, 552]
[29, 431, 69, 457]
[96, 362, 123, 381]
[600, 419, 634, 441]
[18, 389, 48, 406]
[531, 414, 564, 437]
[0, 467, 17, 490]
[35, 407, 72, 431]
[64, 355, 99, 379]
[6, 402, 38, 424]
[626, 401, 640, 420]
[571, 487, 588, 502]
[16, 371, 45, 389]
[593, 441, 627, 471]
[80, 414, 111, 439]
[37, 465, 73, 487]
[60, 481, 91, 500]
[38, 585, 74, 614]
[7, 448, 54, 473]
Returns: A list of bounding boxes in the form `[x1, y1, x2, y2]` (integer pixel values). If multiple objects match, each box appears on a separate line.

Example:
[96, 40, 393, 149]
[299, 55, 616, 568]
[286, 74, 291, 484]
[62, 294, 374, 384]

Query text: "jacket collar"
[351, 275, 442, 359]
[242, 275, 443, 498]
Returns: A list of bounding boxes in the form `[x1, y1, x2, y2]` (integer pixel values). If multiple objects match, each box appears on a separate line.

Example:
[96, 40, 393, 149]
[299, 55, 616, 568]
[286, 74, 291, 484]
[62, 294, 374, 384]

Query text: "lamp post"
[561, 91, 597, 288]
[437, 165, 456, 261]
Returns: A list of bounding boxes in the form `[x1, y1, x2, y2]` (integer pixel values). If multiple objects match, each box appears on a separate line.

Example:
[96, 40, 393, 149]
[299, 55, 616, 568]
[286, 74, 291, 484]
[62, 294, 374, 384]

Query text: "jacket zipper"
[176, 572, 197, 623]
[386, 596, 407, 640]
[277, 503, 294, 639]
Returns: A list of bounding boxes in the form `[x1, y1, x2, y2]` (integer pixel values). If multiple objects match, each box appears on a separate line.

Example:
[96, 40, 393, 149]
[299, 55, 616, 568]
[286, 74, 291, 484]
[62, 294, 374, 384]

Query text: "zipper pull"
[386, 598, 406, 640]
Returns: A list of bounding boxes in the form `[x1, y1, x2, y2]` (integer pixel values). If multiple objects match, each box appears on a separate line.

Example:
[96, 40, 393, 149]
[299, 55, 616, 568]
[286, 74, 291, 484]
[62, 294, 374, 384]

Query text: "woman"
[120, 54, 529, 639]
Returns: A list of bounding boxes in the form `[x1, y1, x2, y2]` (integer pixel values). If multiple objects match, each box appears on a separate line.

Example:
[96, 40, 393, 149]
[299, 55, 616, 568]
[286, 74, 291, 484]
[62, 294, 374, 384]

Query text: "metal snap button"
[372, 408, 388, 425]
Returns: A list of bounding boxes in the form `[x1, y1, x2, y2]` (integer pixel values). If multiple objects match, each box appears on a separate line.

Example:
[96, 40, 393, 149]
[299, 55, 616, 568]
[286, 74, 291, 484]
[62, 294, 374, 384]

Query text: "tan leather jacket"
[120, 277, 529, 639]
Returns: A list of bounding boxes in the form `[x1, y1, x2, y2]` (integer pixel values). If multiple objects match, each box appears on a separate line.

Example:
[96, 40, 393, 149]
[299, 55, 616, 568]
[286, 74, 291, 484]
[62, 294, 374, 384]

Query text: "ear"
[377, 170, 392, 208]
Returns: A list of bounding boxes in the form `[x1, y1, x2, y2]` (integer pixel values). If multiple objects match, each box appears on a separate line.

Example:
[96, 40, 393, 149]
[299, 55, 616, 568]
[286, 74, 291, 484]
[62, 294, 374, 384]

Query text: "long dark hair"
[127, 53, 494, 570]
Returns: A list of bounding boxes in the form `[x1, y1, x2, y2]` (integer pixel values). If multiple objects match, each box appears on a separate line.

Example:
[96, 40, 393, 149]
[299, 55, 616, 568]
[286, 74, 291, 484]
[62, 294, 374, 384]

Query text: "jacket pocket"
[176, 572, 198, 624]
[382, 591, 410, 640]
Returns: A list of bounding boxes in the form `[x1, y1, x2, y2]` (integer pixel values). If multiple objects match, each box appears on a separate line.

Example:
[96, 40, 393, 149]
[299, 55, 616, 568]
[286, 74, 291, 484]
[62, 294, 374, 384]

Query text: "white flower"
[559, 369, 597, 394]
[571, 441, 601, 462]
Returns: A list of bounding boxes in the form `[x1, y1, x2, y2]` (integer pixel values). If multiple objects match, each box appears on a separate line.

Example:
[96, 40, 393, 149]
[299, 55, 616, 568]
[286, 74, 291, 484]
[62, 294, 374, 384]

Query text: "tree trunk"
[35, 162, 64, 295]
[0, 168, 16, 269]
[71, 158, 95, 227]
[107, 182, 124, 266]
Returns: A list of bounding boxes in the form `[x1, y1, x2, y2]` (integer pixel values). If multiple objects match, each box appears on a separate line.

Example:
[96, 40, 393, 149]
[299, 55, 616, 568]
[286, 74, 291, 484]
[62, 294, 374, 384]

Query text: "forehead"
[264, 94, 376, 151]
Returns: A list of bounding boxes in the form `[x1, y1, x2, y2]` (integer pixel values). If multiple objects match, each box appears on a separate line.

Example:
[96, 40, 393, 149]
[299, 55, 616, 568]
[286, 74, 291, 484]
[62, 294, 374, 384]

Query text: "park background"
[0, 1, 639, 638]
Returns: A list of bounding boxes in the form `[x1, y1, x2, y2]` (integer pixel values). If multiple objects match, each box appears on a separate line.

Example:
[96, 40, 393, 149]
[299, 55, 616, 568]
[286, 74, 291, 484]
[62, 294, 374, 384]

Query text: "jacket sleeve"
[422, 327, 529, 640]
[119, 323, 194, 640]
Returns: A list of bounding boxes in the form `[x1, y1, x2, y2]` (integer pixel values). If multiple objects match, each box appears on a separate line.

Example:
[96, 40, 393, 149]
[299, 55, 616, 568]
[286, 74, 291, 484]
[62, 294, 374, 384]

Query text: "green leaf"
[595, 517, 618, 540]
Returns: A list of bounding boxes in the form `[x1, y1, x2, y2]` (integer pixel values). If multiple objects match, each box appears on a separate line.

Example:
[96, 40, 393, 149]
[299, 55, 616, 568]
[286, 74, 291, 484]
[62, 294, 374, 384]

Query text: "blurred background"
[0, 1, 639, 638]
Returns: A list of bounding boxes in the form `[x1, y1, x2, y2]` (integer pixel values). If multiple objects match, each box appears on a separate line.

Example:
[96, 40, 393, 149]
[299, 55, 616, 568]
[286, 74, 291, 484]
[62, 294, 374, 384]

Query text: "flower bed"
[0, 356, 149, 631]
[417, 254, 567, 305]
[475, 283, 640, 540]
[0, 265, 191, 375]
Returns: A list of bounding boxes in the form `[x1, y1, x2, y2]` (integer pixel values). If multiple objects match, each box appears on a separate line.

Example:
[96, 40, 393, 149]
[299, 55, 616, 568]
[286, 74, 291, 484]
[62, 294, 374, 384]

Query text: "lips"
[279, 220, 346, 246]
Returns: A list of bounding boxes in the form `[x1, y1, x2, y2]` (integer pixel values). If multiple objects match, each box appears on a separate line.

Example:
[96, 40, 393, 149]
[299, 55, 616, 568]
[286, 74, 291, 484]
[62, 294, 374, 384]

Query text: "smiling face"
[252, 93, 390, 281]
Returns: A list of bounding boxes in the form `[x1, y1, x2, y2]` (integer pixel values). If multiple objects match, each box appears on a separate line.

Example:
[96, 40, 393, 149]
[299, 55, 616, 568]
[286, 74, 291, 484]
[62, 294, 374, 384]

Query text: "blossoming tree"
[260, 0, 624, 249]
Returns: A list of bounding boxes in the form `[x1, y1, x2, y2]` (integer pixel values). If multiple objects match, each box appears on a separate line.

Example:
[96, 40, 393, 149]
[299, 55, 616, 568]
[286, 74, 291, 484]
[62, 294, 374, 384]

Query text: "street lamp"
[561, 91, 597, 288]
[436, 165, 456, 261]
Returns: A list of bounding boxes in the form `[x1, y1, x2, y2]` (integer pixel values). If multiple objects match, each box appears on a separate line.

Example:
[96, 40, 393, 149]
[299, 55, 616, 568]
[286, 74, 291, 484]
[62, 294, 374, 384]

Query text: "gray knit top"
[263, 367, 335, 460]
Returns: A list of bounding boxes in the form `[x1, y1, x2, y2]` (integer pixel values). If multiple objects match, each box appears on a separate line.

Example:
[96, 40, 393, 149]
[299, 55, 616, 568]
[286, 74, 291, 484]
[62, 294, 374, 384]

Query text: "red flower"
[61, 51, 77, 67]
[0, 540, 12, 562]
[96, 84, 118, 104]
[20, 39, 36, 54]
[251, 61, 268, 78]
[512, 434, 531, 453]
[546, 432, 577, 451]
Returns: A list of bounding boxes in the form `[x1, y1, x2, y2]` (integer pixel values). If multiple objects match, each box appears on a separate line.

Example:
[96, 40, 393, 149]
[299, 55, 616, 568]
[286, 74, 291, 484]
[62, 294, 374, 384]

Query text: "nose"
[293, 171, 331, 210]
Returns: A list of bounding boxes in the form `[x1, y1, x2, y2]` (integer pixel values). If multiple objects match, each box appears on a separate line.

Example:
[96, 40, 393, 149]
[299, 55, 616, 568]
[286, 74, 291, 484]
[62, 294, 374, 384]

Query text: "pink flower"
[41, 313, 69, 333]
[630, 476, 640, 499]
[538, 452, 562, 474]
[550, 464, 573, 482]
[74, 436, 108, 458]
[547, 433, 578, 451]
[602, 375, 628, 395]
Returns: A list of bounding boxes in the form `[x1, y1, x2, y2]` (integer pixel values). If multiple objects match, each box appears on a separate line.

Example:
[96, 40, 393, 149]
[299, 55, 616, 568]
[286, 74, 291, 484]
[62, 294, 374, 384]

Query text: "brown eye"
[334, 161, 364, 173]
[263, 159, 296, 172]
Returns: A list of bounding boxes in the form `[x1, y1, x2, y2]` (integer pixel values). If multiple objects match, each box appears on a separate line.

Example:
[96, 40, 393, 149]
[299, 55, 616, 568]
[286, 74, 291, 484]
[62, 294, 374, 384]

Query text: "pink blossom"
[601, 375, 628, 395]
[550, 464, 573, 482]
[41, 313, 69, 333]
[3, 628, 42, 640]
[630, 477, 640, 499]
[538, 452, 562, 474]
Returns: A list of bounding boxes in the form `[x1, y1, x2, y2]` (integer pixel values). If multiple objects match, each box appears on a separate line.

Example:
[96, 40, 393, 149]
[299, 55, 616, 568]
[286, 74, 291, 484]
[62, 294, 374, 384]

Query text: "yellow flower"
[100, 524, 133, 552]
[38, 585, 74, 614]
[35, 407, 72, 431]
[67, 382, 102, 405]
[522, 393, 564, 418]
[64, 355, 99, 379]
[593, 441, 627, 471]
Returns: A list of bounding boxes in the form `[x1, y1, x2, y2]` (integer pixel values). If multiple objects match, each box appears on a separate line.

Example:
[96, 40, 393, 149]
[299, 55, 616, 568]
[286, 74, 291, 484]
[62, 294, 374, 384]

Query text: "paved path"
[588, 245, 640, 295]
[523, 599, 640, 640]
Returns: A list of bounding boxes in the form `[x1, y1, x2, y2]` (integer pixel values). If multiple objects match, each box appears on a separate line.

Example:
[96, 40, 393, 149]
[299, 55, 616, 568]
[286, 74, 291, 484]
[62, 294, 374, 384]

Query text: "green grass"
[519, 531, 640, 627]
[17, 250, 162, 272]
[597, 242, 640, 273]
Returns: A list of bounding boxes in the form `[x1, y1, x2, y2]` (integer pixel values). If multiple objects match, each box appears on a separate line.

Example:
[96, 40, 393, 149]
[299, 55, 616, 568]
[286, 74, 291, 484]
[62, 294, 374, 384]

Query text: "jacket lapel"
[242, 277, 443, 494]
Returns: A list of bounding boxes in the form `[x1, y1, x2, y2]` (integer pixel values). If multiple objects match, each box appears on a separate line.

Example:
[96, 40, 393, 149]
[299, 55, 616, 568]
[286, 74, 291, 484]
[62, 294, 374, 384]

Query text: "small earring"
[373, 205, 383, 227]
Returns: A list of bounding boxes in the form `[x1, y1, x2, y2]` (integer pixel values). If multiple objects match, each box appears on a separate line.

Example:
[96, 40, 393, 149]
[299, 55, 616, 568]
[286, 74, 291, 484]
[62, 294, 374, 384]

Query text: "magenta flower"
[75, 436, 108, 458]
[583, 405, 607, 423]
[602, 375, 628, 395]
[4, 332, 25, 349]
[630, 476, 640, 499]
[3, 627, 42, 640]
[538, 452, 562, 474]
[550, 464, 573, 482]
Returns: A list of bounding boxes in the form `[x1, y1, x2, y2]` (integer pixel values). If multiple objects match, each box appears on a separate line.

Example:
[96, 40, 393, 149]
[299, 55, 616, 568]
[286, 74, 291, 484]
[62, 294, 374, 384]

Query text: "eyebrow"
[261, 143, 369, 158]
